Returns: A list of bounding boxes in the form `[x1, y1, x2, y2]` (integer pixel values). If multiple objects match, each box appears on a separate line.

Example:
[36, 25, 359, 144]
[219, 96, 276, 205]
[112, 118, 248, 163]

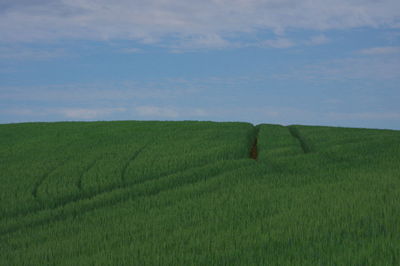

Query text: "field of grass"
[1, 121, 399, 265]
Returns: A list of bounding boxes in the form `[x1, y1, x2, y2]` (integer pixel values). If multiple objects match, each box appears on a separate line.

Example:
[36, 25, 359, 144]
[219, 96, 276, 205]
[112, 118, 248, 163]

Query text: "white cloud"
[0, 46, 65, 60]
[2, 108, 40, 116]
[1, 105, 209, 122]
[0, 0, 399, 48]
[0, 107, 126, 120]
[262, 38, 294, 48]
[59, 107, 126, 119]
[191, 108, 208, 116]
[135, 106, 179, 118]
[305, 35, 330, 46]
[290, 56, 400, 80]
[135, 105, 208, 118]
[118, 47, 142, 54]
[0, 81, 200, 102]
[168, 34, 232, 52]
[359, 46, 400, 55]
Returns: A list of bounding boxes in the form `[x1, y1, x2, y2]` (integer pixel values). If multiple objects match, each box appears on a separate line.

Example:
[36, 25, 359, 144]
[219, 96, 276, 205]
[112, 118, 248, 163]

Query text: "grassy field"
[0, 121, 399, 265]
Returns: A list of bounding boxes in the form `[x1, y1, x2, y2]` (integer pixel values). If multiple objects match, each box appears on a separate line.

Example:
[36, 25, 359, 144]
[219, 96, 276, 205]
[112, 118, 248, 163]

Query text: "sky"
[0, 0, 400, 129]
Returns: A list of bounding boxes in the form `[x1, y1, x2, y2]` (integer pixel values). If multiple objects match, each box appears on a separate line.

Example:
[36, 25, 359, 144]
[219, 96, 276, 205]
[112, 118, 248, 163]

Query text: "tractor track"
[0, 160, 246, 237]
[287, 126, 312, 153]
[249, 126, 259, 160]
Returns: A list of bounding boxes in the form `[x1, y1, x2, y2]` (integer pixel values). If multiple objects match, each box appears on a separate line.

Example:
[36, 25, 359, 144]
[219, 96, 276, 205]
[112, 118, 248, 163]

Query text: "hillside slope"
[1, 121, 399, 265]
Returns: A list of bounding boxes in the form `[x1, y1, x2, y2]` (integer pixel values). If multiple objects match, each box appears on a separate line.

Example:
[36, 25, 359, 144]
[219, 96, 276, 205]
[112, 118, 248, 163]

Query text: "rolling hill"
[1, 121, 399, 265]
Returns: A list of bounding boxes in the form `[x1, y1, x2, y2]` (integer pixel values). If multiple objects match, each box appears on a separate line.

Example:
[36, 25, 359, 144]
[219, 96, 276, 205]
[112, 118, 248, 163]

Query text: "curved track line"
[31, 140, 86, 200]
[121, 143, 150, 183]
[1, 155, 226, 223]
[31, 164, 63, 199]
[76, 157, 101, 191]
[287, 126, 312, 153]
[0, 161, 247, 237]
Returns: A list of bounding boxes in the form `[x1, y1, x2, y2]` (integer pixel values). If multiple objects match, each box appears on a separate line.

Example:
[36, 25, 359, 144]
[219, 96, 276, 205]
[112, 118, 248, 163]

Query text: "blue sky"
[1, 0, 400, 129]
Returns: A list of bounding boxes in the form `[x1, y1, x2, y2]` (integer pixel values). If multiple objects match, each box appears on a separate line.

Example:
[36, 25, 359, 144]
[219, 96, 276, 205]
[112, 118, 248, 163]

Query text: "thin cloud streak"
[262, 38, 294, 48]
[0, 45, 65, 60]
[359, 46, 400, 55]
[286, 56, 400, 81]
[60, 107, 126, 119]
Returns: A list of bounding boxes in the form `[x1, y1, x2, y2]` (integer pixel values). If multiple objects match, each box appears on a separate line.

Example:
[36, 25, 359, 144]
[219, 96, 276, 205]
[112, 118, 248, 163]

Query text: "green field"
[1, 121, 399, 265]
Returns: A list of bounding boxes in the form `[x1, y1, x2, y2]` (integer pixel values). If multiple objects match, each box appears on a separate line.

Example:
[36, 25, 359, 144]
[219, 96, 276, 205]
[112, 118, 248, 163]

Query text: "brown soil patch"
[250, 138, 258, 160]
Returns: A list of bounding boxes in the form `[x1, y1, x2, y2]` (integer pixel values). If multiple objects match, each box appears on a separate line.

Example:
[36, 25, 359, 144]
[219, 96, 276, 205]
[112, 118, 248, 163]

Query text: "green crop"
[0, 121, 399, 265]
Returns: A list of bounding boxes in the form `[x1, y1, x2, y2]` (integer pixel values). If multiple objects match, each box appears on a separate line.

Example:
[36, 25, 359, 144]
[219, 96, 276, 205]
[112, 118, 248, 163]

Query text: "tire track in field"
[120, 143, 150, 183]
[31, 162, 66, 199]
[1, 142, 220, 221]
[31, 139, 87, 200]
[3, 143, 152, 220]
[0, 160, 247, 237]
[76, 157, 101, 191]
[287, 126, 312, 153]
[250, 126, 259, 160]
[2, 130, 254, 235]
[77, 142, 149, 191]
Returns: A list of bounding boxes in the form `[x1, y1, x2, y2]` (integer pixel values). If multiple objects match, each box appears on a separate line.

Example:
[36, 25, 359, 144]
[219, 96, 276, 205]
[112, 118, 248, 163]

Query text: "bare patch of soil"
[250, 138, 258, 160]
